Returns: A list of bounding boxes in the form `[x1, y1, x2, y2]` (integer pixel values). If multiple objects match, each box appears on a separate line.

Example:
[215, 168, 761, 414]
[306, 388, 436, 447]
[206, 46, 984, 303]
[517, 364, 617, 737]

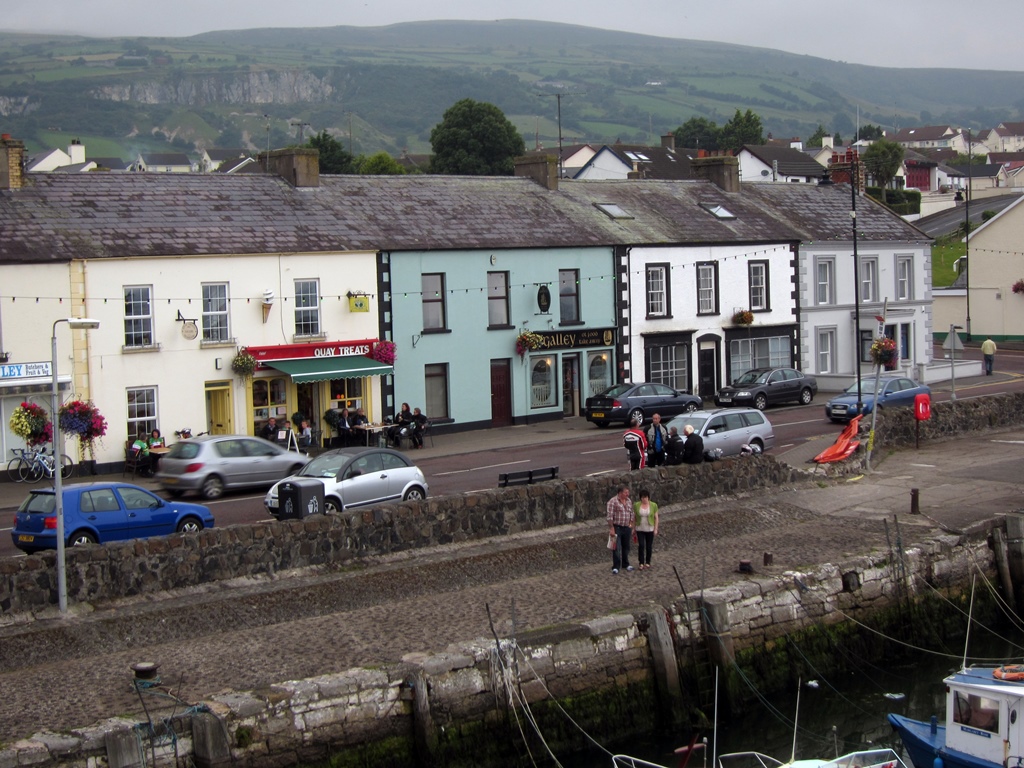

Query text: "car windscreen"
[167, 442, 201, 459]
[600, 383, 633, 397]
[733, 370, 768, 386]
[666, 414, 709, 433]
[18, 492, 56, 514]
[843, 380, 885, 394]
[300, 453, 350, 479]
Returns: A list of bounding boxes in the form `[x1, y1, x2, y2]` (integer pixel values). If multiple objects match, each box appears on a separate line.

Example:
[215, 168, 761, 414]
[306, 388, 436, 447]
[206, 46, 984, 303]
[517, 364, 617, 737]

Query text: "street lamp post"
[851, 157, 863, 415]
[949, 324, 963, 402]
[51, 317, 99, 614]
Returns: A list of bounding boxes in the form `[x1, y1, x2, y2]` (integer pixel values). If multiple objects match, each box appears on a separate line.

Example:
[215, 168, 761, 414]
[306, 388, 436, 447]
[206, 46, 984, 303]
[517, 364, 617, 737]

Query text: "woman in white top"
[632, 488, 659, 570]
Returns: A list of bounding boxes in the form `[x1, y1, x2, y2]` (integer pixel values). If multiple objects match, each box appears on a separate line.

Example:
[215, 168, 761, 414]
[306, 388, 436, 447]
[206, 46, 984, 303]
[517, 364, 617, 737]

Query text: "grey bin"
[277, 478, 325, 520]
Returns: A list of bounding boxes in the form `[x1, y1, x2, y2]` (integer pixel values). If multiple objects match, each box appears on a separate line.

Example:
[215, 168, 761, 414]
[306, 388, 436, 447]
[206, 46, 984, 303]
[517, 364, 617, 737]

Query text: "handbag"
[607, 533, 617, 550]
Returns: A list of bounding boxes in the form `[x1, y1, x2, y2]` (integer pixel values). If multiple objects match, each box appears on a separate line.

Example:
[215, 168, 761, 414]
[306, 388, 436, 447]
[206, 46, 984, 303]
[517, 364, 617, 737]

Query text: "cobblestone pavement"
[1, 426, 1021, 744]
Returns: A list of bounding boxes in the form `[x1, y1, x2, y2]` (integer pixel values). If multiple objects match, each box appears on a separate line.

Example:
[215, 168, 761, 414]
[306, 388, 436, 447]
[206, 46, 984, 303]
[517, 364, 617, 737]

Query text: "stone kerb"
[0, 457, 812, 618]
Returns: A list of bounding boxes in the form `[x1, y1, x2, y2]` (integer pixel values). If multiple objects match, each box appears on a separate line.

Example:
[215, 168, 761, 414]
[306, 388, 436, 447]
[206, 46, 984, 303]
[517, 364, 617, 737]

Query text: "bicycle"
[8, 447, 74, 483]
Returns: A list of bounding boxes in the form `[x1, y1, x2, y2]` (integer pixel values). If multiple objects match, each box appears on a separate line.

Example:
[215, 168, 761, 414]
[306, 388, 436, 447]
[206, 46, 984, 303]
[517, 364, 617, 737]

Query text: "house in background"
[200, 148, 248, 172]
[893, 125, 973, 155]
[979, 122, 1024, 154]
[736, 144, 825, 184]
[133, 152, 193, 173]
[947, 163, 1009, 194]
[568, 135, 696, 180]
[24, 139, 87, 172]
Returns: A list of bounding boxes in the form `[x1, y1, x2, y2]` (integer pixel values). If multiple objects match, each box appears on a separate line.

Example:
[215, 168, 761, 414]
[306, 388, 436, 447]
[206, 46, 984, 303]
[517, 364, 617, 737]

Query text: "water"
[561, 632, 1023, 768]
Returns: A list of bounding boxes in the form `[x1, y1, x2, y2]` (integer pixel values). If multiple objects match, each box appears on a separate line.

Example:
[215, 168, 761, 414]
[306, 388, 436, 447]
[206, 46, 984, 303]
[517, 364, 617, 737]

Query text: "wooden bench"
[498, 466, 559, 487]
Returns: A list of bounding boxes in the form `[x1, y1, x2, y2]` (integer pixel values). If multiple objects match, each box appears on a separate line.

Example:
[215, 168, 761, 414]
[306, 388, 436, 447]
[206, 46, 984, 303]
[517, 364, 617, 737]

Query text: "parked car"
[715, 367, 818, 410]
[585, 382, 702, 427]
[156, 434, 309, 500]
[264, 446, 428, 516]
[11, 482, 214, 554]
[665, 408, 775, 457]
[824, 377, 931, 423]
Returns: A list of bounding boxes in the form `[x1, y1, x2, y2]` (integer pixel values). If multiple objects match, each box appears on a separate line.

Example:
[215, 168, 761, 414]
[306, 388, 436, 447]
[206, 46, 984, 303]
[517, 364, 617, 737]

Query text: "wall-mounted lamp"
[262, 289, 275, 324]
[214, 358, 222, 370]
[412, 334, 422, 348]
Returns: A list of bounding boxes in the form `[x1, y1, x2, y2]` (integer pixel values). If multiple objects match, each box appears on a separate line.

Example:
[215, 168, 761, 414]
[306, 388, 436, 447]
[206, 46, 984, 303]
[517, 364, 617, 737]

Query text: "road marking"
[581, 447, 624, 455]
[909, 463, 937, 468]
[991, 440, 1024, 445]
[587, 469, 618, 476]
[434, 459, 531, 476]
[776, 443, 794, 449]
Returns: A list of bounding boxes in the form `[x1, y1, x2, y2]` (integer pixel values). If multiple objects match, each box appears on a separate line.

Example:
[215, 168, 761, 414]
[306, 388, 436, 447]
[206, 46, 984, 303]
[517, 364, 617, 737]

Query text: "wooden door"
[698, 348, 718, 401]
[205, 381, 233, 435]
[490, 359, 513, 427]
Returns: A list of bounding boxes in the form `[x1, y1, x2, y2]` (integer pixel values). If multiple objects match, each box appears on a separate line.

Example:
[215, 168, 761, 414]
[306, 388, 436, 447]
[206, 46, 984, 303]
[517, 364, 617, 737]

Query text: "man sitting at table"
[409, 407, 429, 449]
[335, 408, 353, 447]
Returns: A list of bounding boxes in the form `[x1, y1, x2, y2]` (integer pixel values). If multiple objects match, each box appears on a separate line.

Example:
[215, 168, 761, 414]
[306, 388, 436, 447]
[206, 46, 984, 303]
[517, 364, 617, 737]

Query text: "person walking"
[606, 485, 634, 574]
[981, 337, 997, 376]
[633, 488, 659, 570]
[644, 413, 669, 467]
[682, 423, 704, 464]
[622, 415, 648, 470]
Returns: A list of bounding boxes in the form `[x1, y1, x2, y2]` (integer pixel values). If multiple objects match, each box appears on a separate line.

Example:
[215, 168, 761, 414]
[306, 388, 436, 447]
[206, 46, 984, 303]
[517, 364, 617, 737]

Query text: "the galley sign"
[533, 328, 615, 350]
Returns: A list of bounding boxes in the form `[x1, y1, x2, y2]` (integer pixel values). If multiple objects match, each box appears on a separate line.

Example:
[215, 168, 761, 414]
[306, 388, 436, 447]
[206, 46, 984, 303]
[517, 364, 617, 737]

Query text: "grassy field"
[932, 235, 966, 288]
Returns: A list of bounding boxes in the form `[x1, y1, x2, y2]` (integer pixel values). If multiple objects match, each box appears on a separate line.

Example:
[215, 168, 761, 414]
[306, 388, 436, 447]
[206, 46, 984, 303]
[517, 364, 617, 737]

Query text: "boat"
[612, 746, 910, 768]
[888, 665, 1024, 768]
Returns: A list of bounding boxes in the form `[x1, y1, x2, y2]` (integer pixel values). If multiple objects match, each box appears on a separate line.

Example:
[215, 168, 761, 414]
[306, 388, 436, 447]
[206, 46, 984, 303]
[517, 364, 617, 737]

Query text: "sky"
[5, 0, 1023, 72]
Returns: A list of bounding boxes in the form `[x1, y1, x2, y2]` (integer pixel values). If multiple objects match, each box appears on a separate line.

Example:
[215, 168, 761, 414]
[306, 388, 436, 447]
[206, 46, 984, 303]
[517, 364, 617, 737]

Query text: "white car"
[665, 408, 775, 457]
[264, 446, 428, 516]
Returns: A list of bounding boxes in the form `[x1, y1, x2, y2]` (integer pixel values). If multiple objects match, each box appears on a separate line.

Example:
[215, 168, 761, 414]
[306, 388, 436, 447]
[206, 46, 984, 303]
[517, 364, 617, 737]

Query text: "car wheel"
[753, 393, 768, 411]
[403, 486, 426, 502]
[324, 497, 343, 515]
[749, 438, 764, 453]
[799, 387, 813, 405]
[201, 475, 225, 500]
[685, 402, 698, 413]
[593, 421, 610, 428]
[69, 530, 97, 547]
[176, 517, 203, 534]
[627, 408, 644, 425]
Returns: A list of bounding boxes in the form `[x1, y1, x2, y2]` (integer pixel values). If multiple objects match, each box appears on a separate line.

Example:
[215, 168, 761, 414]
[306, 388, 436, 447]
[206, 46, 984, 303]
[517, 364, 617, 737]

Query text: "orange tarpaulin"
[814, 415, 862, 463]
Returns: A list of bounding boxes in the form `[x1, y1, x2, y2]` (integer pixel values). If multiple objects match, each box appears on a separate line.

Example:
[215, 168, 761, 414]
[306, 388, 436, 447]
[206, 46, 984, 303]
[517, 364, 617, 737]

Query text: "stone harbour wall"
[0, 456, 806, 618]
[871, 391, 1024, 449]
[0, 530, 996, 768]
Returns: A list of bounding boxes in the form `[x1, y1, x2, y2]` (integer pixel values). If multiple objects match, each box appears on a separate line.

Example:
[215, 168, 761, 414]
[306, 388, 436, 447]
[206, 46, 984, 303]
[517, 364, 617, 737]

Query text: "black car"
[715, 367, 818, 410]
[585, 382, 702, 427]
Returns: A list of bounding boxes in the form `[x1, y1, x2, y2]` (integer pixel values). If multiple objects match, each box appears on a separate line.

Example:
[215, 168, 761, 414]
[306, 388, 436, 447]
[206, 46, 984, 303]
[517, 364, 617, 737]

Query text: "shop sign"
[247, 340, 375, 363]
[534, 328, 615, 350]
[0, 361, 52, 380]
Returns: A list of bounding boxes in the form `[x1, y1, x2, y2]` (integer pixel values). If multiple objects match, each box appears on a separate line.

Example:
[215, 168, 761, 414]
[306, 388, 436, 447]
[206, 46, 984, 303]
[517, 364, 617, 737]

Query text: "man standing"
[981, 337, 997, 376]
[644, 413, 669, 467]
[606, 485, 634, 574]
[623, 416, 648, 470]
[682, 424, 705, 464]
[666, 426, 685, 465]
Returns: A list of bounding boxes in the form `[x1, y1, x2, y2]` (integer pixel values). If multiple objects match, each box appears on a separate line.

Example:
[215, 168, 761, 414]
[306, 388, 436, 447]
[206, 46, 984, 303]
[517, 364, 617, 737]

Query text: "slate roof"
[0, 172, 924, 265]
[892, 125, 959, 142]
[89, 157, 128, 170]
[947, 164, 1003, 178]
[997, 122, 1024, 135]
[205, 149, 247, 162]
[739, 145, 825, 178]
[599, 143, 697, 180]
[140, 152, 192, 166]
[988, 152, 1024, 164]
[740, 182, 932, 243]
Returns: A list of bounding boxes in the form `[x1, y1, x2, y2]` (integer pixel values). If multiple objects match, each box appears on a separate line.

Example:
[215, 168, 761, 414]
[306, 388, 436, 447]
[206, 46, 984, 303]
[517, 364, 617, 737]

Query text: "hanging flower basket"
[870, 336, 898, 369]
[9, 401, 52, 447]
[515, 330, 544, 359]
[731, 310, 754, 326]
[58, 400, 107, 447]
[370, 340, 396, 365]
[232, 350, 258, 378]
[1012, 279, 1024, 295]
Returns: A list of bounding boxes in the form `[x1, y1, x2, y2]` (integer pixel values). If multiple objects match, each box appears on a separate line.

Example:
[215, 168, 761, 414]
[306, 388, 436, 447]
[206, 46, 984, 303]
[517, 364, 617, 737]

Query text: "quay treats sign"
[533, 328, 615, 350]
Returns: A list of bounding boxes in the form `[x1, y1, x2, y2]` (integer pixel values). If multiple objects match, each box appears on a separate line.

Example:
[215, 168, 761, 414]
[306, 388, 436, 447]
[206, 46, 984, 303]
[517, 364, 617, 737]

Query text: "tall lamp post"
[851, 157, 863, 415]
[51, 316, 99, 614]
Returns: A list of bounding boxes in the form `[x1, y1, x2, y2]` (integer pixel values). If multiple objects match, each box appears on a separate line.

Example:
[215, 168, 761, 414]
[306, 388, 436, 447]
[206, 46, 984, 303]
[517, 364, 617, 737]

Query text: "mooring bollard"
[910, 488, 920, 515]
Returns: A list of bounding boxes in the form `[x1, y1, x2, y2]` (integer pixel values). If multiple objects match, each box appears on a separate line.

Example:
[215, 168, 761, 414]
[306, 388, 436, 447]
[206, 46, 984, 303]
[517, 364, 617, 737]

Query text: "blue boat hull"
[888, 714, 998, 768]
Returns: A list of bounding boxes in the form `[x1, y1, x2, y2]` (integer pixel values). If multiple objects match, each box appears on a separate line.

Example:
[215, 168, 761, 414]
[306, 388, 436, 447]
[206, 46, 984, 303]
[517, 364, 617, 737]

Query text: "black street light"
[965, 128, 972, 340]
[851, 157, 863, 415]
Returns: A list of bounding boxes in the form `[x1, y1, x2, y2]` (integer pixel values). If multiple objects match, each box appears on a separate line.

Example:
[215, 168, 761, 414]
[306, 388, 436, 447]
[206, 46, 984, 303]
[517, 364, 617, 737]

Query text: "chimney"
[262, 147, 319, 188]
[691, 154, 740, 193]
[0, 134, 25, 190]
[661, 133, 676, 152]
[826, 149, 864, 192]
[513, 154, 559, 190]
[822, 135, 834, 150]
[68, 138, 85, 165]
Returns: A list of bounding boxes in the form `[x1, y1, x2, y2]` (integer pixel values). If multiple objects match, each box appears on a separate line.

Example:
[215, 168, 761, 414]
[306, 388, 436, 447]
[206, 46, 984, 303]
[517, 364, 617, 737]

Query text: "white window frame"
[815, 258, 835, 306]
[648, 343, 688, 391]
[126, 386, 158, 440]
[696, 262, 718, 315]
[530, 355, 557, 408]
[202, 282, 230, 342]
[749, 261, 768, 311]
[123, 285, 154, 348]
[422, 273, 447, 330]
[646, 264, 668, 317]
[860, 258, 878, 303]
[729, 336, 789, 382]
[816, 329, 836, 374]
[294, 279, 321, 336]
[896, 256, 914, 300]
[487, 271, 510, 328]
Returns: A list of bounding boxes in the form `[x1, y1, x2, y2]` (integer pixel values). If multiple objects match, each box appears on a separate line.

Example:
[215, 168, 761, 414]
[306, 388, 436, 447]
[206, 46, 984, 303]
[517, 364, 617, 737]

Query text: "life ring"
[993, 666, 1024, 681]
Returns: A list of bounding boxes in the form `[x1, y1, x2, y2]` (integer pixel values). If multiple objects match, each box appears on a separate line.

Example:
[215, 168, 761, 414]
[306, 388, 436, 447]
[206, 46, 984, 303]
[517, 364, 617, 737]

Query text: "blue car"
[824, 376, 931, 423]
[11, 482, 214, 554]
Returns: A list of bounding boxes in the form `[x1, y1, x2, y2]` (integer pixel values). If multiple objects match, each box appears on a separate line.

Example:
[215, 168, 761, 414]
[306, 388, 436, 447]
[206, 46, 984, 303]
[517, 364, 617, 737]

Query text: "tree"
[306, 130, 356, 174]
[718, 109, 765, 152]
[806, 124, 828, 148]
[429, 98, 526, 176]
[673, 116, 719, 150]
[948, 152, 986, 166]
[861, 138, 904, 190]
[358, 151, 406, 175]
[855, 124, 884, 142]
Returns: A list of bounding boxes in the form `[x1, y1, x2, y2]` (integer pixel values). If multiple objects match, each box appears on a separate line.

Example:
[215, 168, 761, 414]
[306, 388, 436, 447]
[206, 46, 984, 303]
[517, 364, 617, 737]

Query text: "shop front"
[245, 340, 392, 441]
[0, 361, 68, 460]
[524, 328, 615, 418]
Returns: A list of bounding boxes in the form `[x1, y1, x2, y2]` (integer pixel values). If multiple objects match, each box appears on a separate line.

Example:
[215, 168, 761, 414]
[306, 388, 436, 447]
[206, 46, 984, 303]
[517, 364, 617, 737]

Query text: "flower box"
[232, 350, 258, 377]
[870, 336, 898, 368]
[731, 310, 754, 325]
[515, 330, 544, 359]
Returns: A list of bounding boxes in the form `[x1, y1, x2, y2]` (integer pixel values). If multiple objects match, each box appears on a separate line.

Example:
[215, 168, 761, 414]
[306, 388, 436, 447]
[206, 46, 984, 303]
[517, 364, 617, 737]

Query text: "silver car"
[665, 408, 775, 457]
[156, 435, 309, 500]
[264, 447, 428, 516]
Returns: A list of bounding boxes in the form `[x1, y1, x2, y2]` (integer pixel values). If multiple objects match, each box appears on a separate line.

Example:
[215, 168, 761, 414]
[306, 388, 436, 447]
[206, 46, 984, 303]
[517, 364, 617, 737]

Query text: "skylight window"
[699, 202, 736, 219]
[624, 151, 650, 162]
[595, 203, 634, 220]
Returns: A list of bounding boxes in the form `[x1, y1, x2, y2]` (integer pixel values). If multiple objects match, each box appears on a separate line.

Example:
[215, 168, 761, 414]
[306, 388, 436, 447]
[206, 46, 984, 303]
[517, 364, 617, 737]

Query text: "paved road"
[915, 193, 1021, 238]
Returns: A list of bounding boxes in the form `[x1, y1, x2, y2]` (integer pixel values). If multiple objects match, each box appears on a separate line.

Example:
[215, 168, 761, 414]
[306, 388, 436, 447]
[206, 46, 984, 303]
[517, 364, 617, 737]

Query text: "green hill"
[0, 19, 1020, 159]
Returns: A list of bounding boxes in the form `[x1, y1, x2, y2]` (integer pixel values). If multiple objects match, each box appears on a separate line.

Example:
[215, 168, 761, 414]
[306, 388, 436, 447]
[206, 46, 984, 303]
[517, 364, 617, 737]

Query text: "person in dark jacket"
[666, 426, 686, 465]
[409, 407, 428, 449]
[388, 403, 413, 447]
[644, 413, 669, 467]
[681, 424, 704, 464]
